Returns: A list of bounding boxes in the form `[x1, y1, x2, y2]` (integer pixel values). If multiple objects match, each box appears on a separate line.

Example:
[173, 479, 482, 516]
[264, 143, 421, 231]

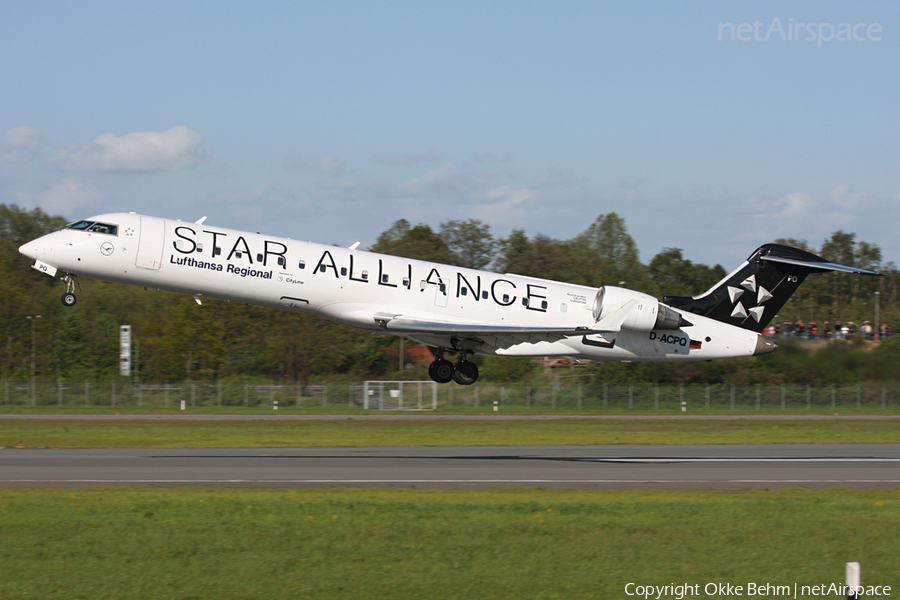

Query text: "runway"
[2, 444, 899, 490]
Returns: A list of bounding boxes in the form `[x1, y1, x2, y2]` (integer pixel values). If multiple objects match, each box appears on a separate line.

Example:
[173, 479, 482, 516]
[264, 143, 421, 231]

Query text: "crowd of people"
[764, 320, 891, 340]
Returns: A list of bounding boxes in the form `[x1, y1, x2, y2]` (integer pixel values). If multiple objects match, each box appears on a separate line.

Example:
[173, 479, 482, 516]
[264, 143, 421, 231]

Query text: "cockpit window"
[67, 221, 118, 235]
[88, 223, 118, 235]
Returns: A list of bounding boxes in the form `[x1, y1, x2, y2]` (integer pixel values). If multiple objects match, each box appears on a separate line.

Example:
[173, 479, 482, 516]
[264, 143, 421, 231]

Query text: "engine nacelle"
[591, 286, 685, 332]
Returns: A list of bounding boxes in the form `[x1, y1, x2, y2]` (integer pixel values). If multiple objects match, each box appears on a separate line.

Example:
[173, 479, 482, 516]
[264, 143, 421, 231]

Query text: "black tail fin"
[663, 244, 880, 333]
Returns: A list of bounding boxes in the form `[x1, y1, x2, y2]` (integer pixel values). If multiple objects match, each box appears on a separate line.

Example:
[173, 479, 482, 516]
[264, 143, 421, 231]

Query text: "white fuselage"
[19, 212, 766, 362]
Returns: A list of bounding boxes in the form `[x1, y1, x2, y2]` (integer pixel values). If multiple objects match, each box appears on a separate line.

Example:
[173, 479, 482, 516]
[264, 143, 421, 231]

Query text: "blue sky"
[1, 1, 897, 268]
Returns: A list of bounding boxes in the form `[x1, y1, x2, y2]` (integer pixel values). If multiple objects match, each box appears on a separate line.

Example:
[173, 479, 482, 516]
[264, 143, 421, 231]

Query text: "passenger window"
[196, 243, 203, 253]
[256, 253, 263, 262]
[278, 257, 285, 267]
[439, 283, 446, 293]
[382, 274, 389, 283]
[236, 252, 243, 259]
[298, 261, 306, 269]
[560, 303, 567, 313]
[340, 267, 347, 276]
[319, 265, 327, 273]
[503, 294, 509, 303]
[461, 287, 467, 296]
[402, 277, 410, 287]
[362, 271, 369, 280]
[214, 247, 222, 256]
[541, 300, 548, 309]
[482, 291, 488, 300]
[522, 298, 528, 306]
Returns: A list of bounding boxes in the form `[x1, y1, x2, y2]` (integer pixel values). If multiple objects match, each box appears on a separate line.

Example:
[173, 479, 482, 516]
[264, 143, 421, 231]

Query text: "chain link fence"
[2, 380, 899, 411]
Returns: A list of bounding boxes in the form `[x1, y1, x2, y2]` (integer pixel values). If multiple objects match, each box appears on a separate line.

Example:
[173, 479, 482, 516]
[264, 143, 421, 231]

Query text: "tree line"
[2, 203, 898, 384]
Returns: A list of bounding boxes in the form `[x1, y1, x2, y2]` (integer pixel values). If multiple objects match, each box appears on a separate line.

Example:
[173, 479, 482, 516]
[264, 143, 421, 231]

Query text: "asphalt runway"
[2, 444, 899, 490]
[2, 414, 899, 420]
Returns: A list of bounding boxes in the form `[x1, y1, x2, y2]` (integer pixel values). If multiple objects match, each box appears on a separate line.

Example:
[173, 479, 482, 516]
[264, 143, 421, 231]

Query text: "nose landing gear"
[427, 349, 479, 385]
[60, 274, 80, 307]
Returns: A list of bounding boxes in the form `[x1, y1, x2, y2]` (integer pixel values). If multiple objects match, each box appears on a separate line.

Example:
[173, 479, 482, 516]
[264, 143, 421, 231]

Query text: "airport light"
[875, 291, 880, 339]
[25, 315, 41, 403]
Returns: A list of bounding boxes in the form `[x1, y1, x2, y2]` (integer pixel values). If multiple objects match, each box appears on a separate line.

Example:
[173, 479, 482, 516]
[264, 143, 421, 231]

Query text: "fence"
[2, 380, 900, 411]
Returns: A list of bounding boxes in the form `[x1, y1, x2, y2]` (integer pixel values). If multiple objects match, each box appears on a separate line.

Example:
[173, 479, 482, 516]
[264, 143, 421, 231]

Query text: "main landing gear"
[60, 274, 80, 307]
[428, 349, 479, 385]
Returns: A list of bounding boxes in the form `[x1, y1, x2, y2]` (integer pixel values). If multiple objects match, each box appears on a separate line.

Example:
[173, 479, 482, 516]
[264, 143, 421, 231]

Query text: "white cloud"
[285, 153, 346, 175]
[22, 177, 106, 214]
[199, 183, 315, 226]
[0, 125, 47, 164]
[400, 162, 489, 197]
[774, 191, 814, 221]
[466, 185, 536, 226]
[828, 184, 868, 210]
[50, 126, 205, 172]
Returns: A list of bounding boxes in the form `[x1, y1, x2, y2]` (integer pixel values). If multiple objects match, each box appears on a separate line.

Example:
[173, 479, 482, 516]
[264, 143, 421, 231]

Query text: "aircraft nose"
[18, 232, 55, 260]
[18, 240, 40, 260]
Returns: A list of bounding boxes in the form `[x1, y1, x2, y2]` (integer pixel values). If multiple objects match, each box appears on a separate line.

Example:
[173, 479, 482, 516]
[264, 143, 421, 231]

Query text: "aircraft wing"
[371, 312, 589, 337]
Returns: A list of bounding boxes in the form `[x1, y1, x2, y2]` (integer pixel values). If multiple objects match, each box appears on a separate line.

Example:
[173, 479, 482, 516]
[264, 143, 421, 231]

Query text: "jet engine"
[591, 286, 686, 332]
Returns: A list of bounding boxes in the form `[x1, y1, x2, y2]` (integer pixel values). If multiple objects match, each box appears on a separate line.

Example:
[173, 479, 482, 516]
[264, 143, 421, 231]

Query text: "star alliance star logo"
[727, 274, 773, 323]
[124, 227, 135, 237]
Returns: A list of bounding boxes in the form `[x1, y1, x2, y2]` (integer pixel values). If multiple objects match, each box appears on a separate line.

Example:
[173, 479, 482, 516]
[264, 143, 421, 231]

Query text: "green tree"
[648, 248, 725, 298]
[0, 204, 68, 245]
[570, 213, 646, 290]
[370, 219, 455, 264]
[494, 229, 532, 275]
[439, 219, 495, 269]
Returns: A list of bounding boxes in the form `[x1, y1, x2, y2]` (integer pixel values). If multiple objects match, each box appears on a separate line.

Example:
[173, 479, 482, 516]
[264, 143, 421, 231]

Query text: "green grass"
[1, 404, 898, 415]
[0, 488, 896, 599]
[2, 418, 900, 448]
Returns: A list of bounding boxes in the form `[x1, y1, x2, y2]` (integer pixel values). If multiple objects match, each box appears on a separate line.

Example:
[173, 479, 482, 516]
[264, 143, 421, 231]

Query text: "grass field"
[2, 417, 900, 448]
[0, 488, 896, 599]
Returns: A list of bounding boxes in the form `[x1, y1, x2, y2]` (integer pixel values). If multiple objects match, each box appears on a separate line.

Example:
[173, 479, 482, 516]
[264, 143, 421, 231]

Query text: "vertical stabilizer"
[663, 244, 880, 333]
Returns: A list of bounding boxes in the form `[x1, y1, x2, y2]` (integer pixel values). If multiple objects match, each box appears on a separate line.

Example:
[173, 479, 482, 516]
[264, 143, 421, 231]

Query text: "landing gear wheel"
[61, 274, 80, 307]
[428, 359, 455, 384]
[452, 360, 479, 386]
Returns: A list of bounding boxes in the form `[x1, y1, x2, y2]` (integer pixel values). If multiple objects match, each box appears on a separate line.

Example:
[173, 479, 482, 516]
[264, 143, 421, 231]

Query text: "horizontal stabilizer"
[759, 255, 881, 275]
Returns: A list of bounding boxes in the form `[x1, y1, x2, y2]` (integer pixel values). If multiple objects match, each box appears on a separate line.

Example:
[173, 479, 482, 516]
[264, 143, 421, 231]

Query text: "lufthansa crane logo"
[100, 242, 114, 256]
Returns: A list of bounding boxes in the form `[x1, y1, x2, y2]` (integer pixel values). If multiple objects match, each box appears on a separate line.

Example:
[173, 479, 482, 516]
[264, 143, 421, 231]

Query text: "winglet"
[195, 216, 207, 225]
[349, 242, 361, 250]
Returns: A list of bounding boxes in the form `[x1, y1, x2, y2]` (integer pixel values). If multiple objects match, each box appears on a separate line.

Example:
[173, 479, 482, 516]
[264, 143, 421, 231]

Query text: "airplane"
[19, 212, 880, 385]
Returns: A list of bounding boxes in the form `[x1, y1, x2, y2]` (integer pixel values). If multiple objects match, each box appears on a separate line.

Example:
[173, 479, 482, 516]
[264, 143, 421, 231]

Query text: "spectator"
[861, 321, 873, 340]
